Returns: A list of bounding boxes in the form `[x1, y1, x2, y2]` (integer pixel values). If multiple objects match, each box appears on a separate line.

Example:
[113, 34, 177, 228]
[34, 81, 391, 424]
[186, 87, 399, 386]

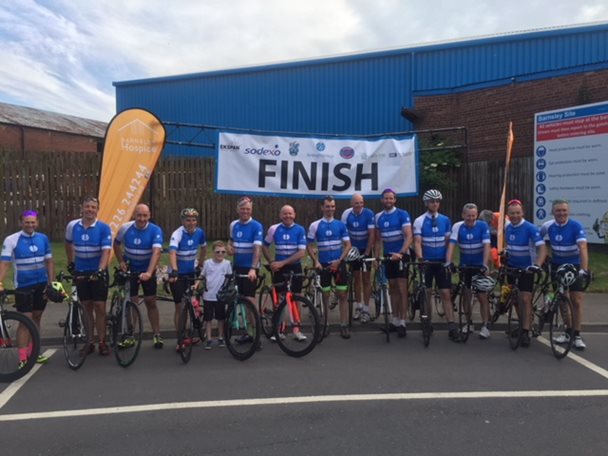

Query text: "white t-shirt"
[201, 259, 232, 301]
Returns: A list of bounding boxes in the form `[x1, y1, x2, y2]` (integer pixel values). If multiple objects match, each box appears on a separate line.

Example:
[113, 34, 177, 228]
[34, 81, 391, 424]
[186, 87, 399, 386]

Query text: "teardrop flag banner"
[497, 121, 514, 257]
[97, 108, 166, 240]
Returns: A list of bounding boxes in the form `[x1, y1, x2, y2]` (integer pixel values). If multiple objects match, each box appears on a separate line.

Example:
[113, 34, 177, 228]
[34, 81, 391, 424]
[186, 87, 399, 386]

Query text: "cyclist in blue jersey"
[0, 210, 55, 365]
[413, 189, 458, 341]
[263, 205, 308, 341]
[341, 193, 375, 323]
[227, 196, 263, 301]
[374, 188, 413, 338]
[168, 208, 207, 342]
[540, 199, 590, 350]
[114, 203, 165, 349]
[504, 199, 546, 347]
[65, 197, 112, 355]
[307, 196, 352, 339]
[446, 203, 492, 339]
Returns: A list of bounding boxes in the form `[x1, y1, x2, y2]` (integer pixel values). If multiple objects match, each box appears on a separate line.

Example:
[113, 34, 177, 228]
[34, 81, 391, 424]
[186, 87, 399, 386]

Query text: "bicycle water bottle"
[499, 284, 511, 305]
[192, 297, 202, 319]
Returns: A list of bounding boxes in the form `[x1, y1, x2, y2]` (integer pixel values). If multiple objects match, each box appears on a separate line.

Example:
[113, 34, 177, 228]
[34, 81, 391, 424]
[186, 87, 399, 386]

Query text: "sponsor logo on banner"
[340, 147, 355, 159]
[119, 120, 160, 154]
[316, 142, 326, 152]
[220, 144, 240, 150]
[244, 145, 281, 156]
[289, 142, 299, 156]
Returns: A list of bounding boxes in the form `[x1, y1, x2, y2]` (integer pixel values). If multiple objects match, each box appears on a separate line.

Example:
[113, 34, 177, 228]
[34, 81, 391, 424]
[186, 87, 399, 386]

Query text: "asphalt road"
[1, 329, 608, 456]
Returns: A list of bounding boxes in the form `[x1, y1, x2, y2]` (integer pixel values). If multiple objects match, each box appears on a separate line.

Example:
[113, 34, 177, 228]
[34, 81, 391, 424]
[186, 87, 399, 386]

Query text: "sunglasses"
[214, 250, 227, 254]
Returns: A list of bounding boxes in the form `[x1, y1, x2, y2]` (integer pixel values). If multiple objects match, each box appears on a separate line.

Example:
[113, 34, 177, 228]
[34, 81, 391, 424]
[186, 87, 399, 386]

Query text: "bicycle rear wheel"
[506, 292, 522, 350]
[112, 300, 143, 368]
[274, 295, 319, 357]
[458, 291, 473, 343]
[63, 302, 91, 370]
[549, 294, 575, 359]
[177, 301, 196, 364]
[434, 287, 445, 317]
[258, 286, 275, 339]
[0, 311, 40, 383]
[225, 299, 260, 361]
[418, 291, 432, 347]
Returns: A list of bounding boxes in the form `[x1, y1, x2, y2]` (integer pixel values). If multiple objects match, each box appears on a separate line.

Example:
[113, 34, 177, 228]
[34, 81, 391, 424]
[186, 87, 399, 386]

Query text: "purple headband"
[22, 210, 38, 218]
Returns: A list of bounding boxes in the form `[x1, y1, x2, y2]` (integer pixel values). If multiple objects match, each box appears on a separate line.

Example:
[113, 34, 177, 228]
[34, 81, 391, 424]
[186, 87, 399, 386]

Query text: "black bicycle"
[107, 269, 143, 367]
[176, 276, 205, 364]
[0, 289, 40, 382]
[409, 262, 433, 347]
[56, 272, 92, 370]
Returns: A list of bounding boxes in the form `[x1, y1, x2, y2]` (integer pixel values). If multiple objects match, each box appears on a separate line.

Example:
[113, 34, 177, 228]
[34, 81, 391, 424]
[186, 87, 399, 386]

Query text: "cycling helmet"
[46, 282, 67, 303]
[217, 279, 237, 303]
[423, 189, 443, 202]
[345, 246, 361, 262]
[556, 264, 578, 287]
[180, 208, 199, 218]
[471, 274, 496, 293]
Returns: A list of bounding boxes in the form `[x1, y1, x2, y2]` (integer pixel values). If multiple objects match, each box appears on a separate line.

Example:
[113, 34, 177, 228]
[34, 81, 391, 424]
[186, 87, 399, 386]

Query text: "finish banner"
[97, 109, 166, 238]
[216, 132, 418, 197]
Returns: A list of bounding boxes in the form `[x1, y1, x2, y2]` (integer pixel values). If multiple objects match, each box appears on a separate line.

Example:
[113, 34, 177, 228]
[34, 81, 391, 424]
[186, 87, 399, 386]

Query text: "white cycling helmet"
[471, 274, 496, 293]
[345, 246, 362, 262]
[556, 264, 577, 287]
[423, 189, 443, 202]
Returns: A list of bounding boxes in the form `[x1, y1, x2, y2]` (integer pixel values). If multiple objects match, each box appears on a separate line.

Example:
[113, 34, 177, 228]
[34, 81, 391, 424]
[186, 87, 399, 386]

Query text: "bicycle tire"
[63, 301, 91, 370]
[382, 288, 391, 343]
[506, 291, 522, 350]
[347, 274, 355, 328]
[308, 288, 328, 344]
[112, 300, 143, 368]
[419, 290, 431, 347]
[177, 300, 195, 364]
[0, 310, 41, 383]
[258, 286, 275, 339]
[224, 298, 261, 361]
[274, 295, 319, 357]
[434, 287, 445, 317]
[458, 290, 472, 343]
[549, 294, 575, 359]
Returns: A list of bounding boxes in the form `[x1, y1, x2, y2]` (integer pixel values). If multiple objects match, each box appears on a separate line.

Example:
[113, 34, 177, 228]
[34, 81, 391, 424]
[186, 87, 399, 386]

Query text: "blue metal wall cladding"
[115, 24, 608, 156]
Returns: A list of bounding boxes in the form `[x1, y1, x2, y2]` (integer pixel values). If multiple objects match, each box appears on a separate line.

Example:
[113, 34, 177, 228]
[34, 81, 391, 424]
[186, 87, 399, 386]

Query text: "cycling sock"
[19, 347, 28, 362]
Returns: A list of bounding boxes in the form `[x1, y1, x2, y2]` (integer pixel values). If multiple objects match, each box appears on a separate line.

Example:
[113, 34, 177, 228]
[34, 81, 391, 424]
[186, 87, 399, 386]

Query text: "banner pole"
[497, 121, 514, 256]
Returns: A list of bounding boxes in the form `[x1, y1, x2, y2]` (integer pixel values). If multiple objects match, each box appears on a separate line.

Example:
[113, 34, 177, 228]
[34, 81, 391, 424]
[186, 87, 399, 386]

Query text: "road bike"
[107, 269, 143, 367]
[219, 272, 261, 361]
[176, 276, 205, 364]
[367, 257, 393, 343]
[0, 289, 40, 382]
[56, 272, 92, 370]
[408, 261, 433, 347]
[259, 269, 320, 357]
[303, 267, 330, 343]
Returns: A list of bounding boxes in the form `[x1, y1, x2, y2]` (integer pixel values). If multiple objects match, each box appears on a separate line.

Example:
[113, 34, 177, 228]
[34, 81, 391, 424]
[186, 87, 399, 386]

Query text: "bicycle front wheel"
[225, 299, 261, 361]
[418, 291, 432, 347]
[458, 291, 473, 343]
[275, 295, 319, 357]
[506, 292, 522, 350]
[63, 302, 91, 370]
[0, 311, 40, 383]
[177, 301, 196, 364]
[112, 301, 143, 368]
[258, 286, 275, 339]
[549, 294, 575, 359]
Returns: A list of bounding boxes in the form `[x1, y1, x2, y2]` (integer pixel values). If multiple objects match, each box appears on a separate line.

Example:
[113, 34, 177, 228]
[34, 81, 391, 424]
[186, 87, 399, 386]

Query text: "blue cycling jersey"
[65, 219, 112, 272]
[229, 218, 264, 268]
[505, 219, 544, 268]
[115, 221, 163, 273]
[341, 207, 375, 252]
[540, 218, 586, 266]
[449, 220, 491, 266]
[375, 208, 411, 255]
[1, 231, 52, 288]
[169, 226, 207, 274]
[307, 218, 349, 264]
[413, 212, 451, 261]
[264, 223, 307, 262]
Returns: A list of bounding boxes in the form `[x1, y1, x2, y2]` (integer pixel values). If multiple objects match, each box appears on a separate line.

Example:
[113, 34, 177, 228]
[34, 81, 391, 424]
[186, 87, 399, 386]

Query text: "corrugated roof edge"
[113, 21, 608, 87]
[0, 101, 107, 138]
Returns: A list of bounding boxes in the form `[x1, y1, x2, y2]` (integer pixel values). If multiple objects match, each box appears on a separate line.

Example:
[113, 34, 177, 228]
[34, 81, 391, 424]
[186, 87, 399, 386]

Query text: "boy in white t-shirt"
[198, 241, 232, 349]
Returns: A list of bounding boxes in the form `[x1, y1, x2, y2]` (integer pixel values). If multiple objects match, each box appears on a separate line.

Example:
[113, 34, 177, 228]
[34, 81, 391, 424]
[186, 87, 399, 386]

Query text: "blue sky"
[1, 0, 607, 122]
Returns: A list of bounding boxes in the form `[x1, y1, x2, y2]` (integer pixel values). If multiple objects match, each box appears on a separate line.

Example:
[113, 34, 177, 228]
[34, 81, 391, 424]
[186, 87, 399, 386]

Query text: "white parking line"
[0, 349, 56, 409]
[1, 388, 608, 422]
[536, 336, 608, 380]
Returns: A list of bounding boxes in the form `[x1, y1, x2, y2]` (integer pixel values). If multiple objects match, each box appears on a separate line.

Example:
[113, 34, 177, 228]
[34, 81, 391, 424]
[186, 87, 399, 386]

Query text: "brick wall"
[0, 124, 101, 154]
[414, 70, 608, 162]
